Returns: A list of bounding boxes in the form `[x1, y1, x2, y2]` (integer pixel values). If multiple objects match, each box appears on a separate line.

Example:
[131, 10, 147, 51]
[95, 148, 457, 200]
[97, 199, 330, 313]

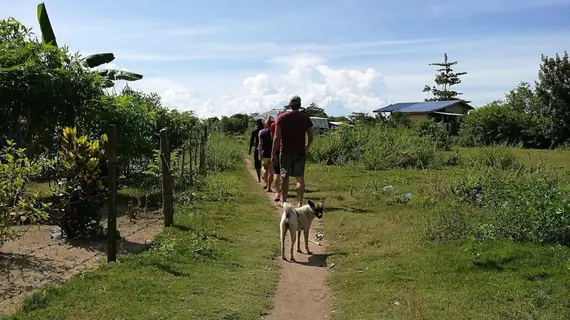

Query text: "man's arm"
[249, 130, 255, 153]
[306, 127, 313, 151]
[272, 125, 282, 158]
[258, 131, 264, 159]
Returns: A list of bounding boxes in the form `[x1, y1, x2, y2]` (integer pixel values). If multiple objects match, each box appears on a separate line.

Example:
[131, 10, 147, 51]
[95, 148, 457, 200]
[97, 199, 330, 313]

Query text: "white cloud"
[126, 54, 387, 118]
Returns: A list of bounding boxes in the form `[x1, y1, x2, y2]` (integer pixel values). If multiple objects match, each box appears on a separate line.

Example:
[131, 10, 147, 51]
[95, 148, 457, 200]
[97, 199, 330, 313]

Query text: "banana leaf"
[82, 53, 115, 68]
[37, 3, 57, 47]
[98, 69, 143, 81]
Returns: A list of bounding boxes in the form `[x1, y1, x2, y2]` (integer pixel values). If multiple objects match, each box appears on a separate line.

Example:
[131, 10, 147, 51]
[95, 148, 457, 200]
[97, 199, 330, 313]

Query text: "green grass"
[301, 161, 570, 319]
[5, 168, 280, 320]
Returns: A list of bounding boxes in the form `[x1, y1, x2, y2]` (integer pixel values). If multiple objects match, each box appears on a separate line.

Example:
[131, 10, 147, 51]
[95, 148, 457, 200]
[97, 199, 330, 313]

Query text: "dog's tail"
[283, 202, 295, 219]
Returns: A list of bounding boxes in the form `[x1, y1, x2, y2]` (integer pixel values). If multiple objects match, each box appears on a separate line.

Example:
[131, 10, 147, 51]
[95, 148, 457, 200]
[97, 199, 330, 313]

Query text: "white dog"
[280, 200, 324, 261]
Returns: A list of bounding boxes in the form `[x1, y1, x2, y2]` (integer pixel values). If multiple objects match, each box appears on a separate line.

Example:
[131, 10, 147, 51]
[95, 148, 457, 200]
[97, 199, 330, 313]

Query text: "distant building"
[372, 100, 474, 133]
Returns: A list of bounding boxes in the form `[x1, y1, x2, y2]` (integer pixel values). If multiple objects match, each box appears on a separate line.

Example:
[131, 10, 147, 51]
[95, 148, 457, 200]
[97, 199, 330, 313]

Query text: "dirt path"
[245, 158, 333, 320]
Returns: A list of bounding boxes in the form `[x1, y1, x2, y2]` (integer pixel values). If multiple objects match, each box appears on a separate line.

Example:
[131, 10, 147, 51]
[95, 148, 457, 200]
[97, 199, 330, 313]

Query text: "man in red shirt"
[269, 119, 281, 202]
[272, 96, 313, 207]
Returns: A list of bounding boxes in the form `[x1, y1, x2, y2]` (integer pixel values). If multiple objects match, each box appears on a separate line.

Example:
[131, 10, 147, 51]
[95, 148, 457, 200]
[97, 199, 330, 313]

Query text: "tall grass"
[205, 131, 242, 172]
[308, 125, 443, 170]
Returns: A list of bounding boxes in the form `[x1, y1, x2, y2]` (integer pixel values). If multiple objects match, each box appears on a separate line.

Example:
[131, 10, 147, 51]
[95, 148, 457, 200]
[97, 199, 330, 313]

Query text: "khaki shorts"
[262, 158, 272, 166]
[280, 152, 307, 178]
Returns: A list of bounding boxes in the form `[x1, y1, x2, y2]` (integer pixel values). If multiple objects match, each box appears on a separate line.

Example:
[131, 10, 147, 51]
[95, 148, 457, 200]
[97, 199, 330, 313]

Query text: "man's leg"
[266, 161, 274, 192]
[279, 153, 293, 206]
[292, 153, 308, 207]
[273, 151, 281, 201]
[254, 150, 261, 182]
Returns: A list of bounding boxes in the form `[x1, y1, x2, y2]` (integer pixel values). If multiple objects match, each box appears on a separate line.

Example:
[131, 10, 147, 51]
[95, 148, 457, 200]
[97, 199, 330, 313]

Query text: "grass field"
[4, 168, 280, 320]
[301, 147, 570, 319]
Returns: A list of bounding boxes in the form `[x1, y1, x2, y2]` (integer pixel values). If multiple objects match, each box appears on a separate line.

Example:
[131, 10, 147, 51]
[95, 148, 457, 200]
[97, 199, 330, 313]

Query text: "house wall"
[407, 113, 430, 122]
[444, 103, 470, 115]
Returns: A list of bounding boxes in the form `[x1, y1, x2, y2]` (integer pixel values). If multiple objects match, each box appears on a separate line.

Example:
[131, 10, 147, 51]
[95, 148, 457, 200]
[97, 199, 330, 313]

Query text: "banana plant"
[37, 2, 143, 88]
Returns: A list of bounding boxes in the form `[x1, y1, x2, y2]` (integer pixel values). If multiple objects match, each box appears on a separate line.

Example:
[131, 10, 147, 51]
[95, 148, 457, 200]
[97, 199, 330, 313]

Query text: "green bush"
[0, 141, 49, 246]
[205, 131, 242, 172]
[415, 119, 451, 150]
[450, 167, 570, 246]
[308, 125, 444, 170]
[463, 146, 520, 170]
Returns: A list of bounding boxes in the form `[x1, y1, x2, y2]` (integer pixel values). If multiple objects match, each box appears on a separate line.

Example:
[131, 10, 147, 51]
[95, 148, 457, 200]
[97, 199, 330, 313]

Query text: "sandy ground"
[245, 158, 333, 320]
[0, 212, 163, 316]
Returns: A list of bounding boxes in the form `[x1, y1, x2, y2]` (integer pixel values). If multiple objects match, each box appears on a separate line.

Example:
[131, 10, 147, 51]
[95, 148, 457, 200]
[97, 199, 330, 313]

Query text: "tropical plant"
[423, 53, 468, 102]
[0, 141, 49, 246]
[50, 127, 108, 239]
[36, 2, 143, 88]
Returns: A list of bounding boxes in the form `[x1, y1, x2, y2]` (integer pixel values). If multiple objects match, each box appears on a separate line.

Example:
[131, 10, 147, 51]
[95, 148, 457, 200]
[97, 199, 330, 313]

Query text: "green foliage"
[0, 18, 103, 157]
[415, 119, 450, 150]
[205, 131, 243, 172]
[50, 127, 107, 239]
[459, 83, 551, 148]
[423, 53, 468, 101]
[35, 3, 142, 88]
[463, 145, 520, 170]
[308, 125, 444, 169]
[305, 102, 328, 117]
[535, 51, 570, 147]
[218, 113, 251, 135]
[450, 167, 570, 246]
[0, 141, 49, 246]
[347, 112, 380, 125]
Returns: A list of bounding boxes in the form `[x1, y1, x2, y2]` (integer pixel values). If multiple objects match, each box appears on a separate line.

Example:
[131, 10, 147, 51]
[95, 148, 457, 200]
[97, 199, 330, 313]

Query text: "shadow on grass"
[297, 251, 349, 268]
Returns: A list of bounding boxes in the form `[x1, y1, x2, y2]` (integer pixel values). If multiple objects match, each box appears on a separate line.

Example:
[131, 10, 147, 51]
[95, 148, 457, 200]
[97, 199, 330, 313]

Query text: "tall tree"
[423, 53, 468, 101]
[305, 102, 328, 118]
[535, 51, 570, 146]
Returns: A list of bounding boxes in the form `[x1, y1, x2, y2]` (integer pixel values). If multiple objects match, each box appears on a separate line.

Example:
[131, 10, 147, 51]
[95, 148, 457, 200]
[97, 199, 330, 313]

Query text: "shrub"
[463, 146, 520, 170]
[0, 141, 49, 246]
[450, 167, 570, 246]
[205, 131, 243, 172]
[50, 127, 107, 239]
[415, 119, 451, 150]
[308, 125, 444, 170]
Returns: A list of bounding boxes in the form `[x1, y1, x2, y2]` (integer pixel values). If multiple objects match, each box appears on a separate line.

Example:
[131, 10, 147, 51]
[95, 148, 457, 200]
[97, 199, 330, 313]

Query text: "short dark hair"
[289, 95, 302, 110]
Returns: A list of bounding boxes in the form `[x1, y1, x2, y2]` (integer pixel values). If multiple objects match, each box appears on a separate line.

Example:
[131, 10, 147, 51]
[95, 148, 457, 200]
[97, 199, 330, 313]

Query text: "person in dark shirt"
[272, 95, 313, 207]
[258, 116, 274, 192]
[269, 120, 281, 202]
[249, 119, 263, 182]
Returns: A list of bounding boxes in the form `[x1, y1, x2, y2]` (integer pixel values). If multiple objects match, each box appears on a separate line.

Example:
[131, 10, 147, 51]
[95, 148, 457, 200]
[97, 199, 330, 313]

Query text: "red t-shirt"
[269, 122, 280, 151]
[275, 110, 313, 153]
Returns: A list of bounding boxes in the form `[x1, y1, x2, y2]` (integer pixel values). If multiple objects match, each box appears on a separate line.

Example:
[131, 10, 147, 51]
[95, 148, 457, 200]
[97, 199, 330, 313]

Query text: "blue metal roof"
[373, 100, 472, 113]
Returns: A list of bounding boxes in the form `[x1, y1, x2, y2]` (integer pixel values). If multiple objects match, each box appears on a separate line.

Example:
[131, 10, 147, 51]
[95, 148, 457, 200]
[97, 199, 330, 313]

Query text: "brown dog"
[280, 200, 324, 261]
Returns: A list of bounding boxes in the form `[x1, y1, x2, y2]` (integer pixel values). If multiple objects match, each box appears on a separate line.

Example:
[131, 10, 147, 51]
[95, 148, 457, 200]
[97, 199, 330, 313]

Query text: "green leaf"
[82, 53, 115, 68]
[98, 69, 143, 81]
[37, 3, 58, 47]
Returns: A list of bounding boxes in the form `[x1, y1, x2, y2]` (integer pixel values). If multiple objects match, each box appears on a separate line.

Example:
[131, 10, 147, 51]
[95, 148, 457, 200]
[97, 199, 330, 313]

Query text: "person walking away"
[259, 117, 274, 191]
[249, 119, 263, 182]
[272, 95, 313, 207]
[269, 118, 281, 202]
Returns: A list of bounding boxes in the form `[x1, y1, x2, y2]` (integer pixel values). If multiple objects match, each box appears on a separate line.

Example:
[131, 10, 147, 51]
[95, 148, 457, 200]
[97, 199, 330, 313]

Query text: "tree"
[305, 102, 328, 118]
[535, 51, 570, 146]
[36, 3, 143, 88]
[423, 53, 468, 101]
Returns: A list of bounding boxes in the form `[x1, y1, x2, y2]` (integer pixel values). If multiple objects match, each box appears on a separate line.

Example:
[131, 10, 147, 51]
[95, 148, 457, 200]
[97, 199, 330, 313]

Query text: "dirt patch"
[0, 212, 163, 315]
[245, 159, 333, 319]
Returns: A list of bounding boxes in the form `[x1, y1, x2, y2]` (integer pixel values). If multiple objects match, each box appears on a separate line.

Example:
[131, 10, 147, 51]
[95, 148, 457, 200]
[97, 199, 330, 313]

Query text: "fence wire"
[0, 219, 158, 305]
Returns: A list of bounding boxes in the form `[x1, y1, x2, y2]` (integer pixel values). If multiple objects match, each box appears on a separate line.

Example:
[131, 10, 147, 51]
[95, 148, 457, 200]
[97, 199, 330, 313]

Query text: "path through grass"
[4, 167, 280, 320]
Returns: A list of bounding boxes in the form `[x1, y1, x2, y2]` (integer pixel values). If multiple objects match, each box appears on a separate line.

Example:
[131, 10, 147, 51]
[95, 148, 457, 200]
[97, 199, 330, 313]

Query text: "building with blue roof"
[373, 100, 474, 133]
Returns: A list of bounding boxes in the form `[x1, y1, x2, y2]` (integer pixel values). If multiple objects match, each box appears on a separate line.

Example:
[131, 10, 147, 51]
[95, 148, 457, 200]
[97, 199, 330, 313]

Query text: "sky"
[2, 0, 570, 118]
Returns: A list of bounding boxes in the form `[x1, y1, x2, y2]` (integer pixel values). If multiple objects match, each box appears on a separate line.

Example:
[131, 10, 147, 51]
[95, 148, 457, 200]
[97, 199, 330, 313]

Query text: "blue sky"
[3, 0, 570, 117]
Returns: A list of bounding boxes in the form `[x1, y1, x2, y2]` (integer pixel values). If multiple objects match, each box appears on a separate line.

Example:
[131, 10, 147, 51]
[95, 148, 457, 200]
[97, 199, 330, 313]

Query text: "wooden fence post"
[106, 124, 118, 263]
[160, 128, 174, 227]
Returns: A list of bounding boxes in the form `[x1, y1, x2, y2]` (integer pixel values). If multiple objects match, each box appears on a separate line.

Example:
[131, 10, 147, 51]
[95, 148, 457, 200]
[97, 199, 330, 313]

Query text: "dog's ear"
[307, 200, 315, 208]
